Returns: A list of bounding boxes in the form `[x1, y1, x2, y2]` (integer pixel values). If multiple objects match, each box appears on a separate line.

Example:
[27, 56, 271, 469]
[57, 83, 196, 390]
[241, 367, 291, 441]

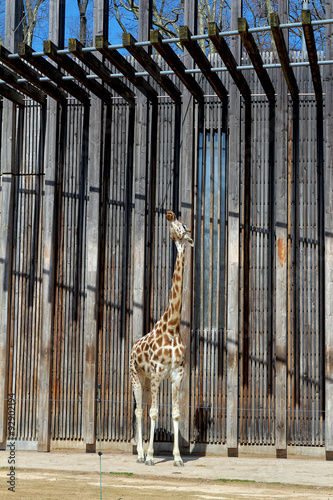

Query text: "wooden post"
[226, 0, 242, 458]
[83, 0, 108, 452]
[325, 0, 333, 462]
[132, 0, 151, 345]
[275, 0, 289, 459]
[0, 0, 23, 450]
[38, 0, 65, 452]
[179, 0, 197, 450]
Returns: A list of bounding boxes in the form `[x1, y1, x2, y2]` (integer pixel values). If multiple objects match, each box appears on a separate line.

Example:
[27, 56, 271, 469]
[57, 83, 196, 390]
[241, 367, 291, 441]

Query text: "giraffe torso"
[130, 210, 193, 467]
[130, 324, 184, 381]
[130, 213, 192, 388]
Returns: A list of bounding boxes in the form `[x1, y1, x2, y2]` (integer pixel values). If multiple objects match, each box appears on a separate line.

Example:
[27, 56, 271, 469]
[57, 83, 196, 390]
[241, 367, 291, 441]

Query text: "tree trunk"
[78, 0, 89, 45]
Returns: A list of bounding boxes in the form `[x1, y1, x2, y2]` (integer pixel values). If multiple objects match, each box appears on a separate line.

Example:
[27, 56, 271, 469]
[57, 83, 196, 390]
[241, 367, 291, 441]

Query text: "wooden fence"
[0, 0, 333, 459]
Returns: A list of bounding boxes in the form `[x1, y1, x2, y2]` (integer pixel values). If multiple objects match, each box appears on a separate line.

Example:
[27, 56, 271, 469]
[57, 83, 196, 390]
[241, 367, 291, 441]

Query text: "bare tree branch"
[23, 0, 47, 46]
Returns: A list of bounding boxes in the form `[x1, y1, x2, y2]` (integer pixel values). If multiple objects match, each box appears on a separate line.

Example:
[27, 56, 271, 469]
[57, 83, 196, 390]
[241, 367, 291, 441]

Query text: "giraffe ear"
[185, 234, 194, 247]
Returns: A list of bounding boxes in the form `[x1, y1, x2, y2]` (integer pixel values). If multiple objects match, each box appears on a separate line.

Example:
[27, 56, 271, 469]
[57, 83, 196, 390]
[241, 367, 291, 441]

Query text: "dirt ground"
[1, 450, 333, 499]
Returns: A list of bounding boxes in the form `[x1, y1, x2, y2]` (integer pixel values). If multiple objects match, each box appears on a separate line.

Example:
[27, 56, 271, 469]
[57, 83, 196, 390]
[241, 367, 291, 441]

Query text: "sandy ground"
[1, 450, 333, 499]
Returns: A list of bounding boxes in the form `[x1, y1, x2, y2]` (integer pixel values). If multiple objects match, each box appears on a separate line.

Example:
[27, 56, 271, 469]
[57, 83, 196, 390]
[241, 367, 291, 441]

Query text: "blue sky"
[64, 0, 124, 45]
[26, 0, 126, 51]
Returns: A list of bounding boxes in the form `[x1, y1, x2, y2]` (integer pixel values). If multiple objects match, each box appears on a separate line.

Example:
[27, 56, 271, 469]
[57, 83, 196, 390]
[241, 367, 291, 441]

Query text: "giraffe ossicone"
[130, 210, 193, 466]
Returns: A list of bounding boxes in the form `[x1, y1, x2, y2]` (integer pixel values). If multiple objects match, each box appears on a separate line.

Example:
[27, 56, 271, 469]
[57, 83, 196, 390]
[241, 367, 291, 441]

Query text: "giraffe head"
[166, 210, 194, 247]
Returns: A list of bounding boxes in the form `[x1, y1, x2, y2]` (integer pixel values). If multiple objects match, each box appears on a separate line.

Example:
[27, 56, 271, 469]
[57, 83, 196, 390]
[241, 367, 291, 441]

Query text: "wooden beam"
[43, 40, 112, 103]
[18, 42, 90, 104]
[0, 0, 23, 450]
[0, 82, 24, 106]
[269, 12, 299, 102]
[208, 22, 251, 101]
[83, 0, 110, 451]
[274, 0, 289, 460]
[150, 29, 204, 104]
[131, 0, 151, 346]
[325, 0, 333, 462]
[238, 17, 275, 104]
[179, 0, 197, 451]
[301, 9, 323, 102]
[179, 25, 228, 104]
[0, 45, 67, 104]
[38, 0, 66, 453]
[0, 64, 46, 104]
[68, 38, 135, 104]
[95, 36, 157, 103]
[122, 32, 181, 103]
[226, 0, 242, 458]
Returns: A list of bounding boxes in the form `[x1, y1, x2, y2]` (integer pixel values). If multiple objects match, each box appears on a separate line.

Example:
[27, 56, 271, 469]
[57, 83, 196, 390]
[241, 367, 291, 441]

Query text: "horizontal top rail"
[1, 58, 332, 88]
[4, 17, 333, 60]
[0, 11, 331, 103]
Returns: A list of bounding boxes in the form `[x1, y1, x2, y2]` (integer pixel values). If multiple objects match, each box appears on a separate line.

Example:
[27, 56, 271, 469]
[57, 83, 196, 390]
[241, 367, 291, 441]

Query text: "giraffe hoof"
[137, 457, 145, 464]
[145, 458, 155, 466]
[173, 459, 184, 467]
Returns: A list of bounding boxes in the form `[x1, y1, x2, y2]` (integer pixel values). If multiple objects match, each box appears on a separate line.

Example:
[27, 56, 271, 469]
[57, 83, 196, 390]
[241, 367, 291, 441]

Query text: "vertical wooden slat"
[0, 3, 331, 453]
[226, 0, 242, 457]
[38, 0, 65, 451]
[179, 0, 197, 449]
[0, 0, 23, 449]
[129, 0, 152, 444]
[83, 0, 109, 450]
[325, 1, 333, 461]
[317, 56, 325, 450]
[132, 0, 151, 346]
[275, 0, 289, 459]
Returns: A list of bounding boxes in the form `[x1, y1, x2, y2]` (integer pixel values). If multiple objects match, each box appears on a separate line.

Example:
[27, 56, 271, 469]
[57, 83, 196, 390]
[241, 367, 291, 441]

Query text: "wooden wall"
[0, 0, 332, 459]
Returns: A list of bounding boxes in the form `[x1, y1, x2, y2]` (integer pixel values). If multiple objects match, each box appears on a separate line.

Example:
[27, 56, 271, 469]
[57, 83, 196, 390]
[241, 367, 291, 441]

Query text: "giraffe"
[130, 210, 194, 466]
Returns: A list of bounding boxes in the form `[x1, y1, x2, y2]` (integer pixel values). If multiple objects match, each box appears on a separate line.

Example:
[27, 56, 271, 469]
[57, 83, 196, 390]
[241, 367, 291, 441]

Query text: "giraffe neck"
[165, 241, 185, 333]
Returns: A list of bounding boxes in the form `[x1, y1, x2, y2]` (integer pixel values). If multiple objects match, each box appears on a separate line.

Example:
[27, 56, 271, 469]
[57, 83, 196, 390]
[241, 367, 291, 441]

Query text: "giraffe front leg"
[145, 374, 161, 466]
[145, 406, 157, 466]
[132, 371, 145, 463]
[135, 407, 145, 463]
[171, 371, 184, 467]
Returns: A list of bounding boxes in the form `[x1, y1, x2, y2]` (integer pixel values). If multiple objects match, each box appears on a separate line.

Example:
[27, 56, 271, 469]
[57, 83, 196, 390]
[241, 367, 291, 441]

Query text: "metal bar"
[301, 9, 323, 102]
[150, 29, 204, 104]
[269, 12, 299, 102]
[208, 21, 251, 101]
[4, 18, 333, 60]
[68, 38, 135, 104]
[0, 64, 46, 104]
[238, 17, 275, 104]
[0, 44, 66, 103]
[43, 39, 113, 102]
[3, 58, 333, 89]
[17, 42, 90, 104]
[94, 35, 158, 103]
[122, 32, 181, 103]
[179, 25, 228, 104]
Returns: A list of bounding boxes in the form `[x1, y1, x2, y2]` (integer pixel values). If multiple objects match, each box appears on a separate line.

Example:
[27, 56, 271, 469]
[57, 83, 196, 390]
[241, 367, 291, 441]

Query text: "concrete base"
[39, 440, 328, 460]
[6, 440, 38, 451]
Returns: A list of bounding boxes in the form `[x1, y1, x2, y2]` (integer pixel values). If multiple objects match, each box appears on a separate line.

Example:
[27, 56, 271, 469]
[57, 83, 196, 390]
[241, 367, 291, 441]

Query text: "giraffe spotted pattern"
[130, 210, 193, 466]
